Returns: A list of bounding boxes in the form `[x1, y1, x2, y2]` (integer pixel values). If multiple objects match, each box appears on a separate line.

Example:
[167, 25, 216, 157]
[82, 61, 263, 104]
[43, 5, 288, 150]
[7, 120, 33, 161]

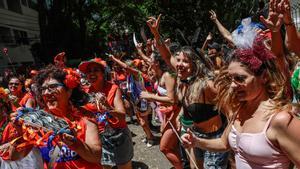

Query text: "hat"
[208, 42, 221, 52]
[78, 58, 107, 73]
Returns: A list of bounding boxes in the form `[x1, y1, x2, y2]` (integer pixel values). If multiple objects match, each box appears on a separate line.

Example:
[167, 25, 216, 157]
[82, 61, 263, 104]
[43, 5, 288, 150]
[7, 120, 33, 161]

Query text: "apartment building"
[291, 0, 300, 30]
[0, 0, 39, 71]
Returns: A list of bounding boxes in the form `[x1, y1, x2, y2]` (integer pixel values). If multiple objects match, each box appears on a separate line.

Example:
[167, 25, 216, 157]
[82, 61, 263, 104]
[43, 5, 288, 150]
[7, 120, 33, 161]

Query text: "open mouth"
[177, 67, 186, 77]
[44, 96, 57, 106]
[9, 87, 17, 91]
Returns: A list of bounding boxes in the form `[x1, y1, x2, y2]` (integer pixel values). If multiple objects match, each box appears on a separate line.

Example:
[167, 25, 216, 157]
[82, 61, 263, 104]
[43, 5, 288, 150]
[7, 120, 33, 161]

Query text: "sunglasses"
[9, 82, 20, 86]
[229, 74, 248, 85]
[41, 83, 65, 93]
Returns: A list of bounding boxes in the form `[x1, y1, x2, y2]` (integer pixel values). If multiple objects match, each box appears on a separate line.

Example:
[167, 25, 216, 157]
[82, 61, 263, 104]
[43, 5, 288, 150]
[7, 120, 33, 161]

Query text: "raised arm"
[280, 0, 300, 55]
[109, 55, 139, 77]
[136, 43, 152, 64]
[201, 32, 213, 52]
[260, 0, 290, 82]
[260, 0, 285, 58]
[210, 10, 234, 44]
[147, 14, 175, 70]
[140, 72, 176, 104]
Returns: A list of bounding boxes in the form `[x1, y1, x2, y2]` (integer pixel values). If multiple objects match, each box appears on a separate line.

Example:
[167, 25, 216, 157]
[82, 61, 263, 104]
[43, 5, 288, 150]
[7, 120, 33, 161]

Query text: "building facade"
[0, 0, 39, 72]
[291, 0, 300, 30]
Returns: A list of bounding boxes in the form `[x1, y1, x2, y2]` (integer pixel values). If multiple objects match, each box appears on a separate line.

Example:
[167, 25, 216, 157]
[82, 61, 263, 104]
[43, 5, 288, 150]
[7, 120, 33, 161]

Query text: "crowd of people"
[0, 0, 300, 168]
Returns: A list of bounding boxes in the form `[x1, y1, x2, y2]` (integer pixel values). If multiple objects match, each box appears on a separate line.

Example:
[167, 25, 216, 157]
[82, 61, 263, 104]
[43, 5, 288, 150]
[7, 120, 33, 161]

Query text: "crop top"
[183, 90, 219, 123]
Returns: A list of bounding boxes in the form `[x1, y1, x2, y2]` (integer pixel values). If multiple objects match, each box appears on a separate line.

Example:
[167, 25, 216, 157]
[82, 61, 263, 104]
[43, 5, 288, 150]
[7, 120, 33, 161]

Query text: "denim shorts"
[191, 125, 229, 169]
[100, 127, 134, 166]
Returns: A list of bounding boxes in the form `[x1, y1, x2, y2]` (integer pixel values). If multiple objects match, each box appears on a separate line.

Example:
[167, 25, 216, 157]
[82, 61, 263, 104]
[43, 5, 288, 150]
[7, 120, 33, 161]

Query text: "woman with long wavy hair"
[181, 34, 300, 168]
[147, 16, 229, 169]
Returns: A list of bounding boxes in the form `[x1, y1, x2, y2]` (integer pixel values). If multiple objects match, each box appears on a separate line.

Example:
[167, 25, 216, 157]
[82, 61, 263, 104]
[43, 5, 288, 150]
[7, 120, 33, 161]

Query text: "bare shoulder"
[205, 79, 217, 99]
[163, 71, 175, 80]
[270, 110, 300, 139]
[270, 111, 294, 130]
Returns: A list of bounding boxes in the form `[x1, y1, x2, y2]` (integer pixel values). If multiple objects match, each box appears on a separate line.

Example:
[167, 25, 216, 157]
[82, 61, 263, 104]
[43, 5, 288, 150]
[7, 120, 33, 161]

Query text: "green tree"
[35, 0, 258, 64]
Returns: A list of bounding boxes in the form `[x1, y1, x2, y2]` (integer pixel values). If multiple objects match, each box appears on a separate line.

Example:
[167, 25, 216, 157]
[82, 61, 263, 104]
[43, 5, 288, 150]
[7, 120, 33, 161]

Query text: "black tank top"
[183, 90, 219, 123]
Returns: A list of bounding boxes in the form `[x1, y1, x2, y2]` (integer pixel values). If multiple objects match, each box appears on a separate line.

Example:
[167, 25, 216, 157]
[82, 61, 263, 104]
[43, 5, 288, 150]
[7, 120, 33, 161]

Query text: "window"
[13, 29, 29, 45]
[6, 0, 22, 14]
[0, 27, 14, 44]
[0, 0, 4, 8]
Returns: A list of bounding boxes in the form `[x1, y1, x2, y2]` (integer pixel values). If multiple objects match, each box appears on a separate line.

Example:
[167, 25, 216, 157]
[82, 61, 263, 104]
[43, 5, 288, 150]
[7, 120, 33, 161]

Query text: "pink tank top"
[228, 114, 291, 169]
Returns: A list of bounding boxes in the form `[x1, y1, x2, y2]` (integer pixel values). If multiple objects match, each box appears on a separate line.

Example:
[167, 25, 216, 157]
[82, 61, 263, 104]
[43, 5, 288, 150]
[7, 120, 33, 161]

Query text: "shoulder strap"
[263, 114, 276, 132]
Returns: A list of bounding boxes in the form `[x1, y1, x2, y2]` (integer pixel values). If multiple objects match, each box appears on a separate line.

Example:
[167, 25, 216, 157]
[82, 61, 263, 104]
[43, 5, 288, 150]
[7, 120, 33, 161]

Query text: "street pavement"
[126, 118, 173, 169]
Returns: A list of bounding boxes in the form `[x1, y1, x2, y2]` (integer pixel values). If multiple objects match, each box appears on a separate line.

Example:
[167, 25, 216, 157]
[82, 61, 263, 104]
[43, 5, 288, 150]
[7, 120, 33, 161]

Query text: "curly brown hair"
[34, 64, 89, 106]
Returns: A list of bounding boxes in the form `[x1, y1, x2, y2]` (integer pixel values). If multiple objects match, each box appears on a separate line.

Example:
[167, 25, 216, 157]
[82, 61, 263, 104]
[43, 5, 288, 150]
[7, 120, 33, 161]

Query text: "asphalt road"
[126, 118, 173, 169]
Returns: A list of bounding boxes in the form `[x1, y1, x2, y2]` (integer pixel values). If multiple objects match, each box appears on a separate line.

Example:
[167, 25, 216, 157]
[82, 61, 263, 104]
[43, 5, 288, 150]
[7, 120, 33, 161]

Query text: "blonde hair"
[215, 53, 290, 117]
[176, 46, 214, 104]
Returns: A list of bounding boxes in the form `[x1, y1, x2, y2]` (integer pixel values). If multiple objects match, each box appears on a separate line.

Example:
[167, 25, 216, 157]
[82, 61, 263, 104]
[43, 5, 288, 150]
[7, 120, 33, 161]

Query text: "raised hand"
[164, 38, 171, 46]
[278, 0, 293, 24]
[209, 10, 217, 22]
[136, 43, 143, 51]
[206, 32, 213, 41]
[260, 0, 284, 32]
[146, 14, 162, 37]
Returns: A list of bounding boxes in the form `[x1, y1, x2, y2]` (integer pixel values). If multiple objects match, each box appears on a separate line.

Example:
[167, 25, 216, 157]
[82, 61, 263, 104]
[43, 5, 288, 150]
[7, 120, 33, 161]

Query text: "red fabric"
[141, 73, 153, 92]
[53, 119, 102, 169]
[116, 72, 126, 81]
[83, 82, 127, 132]
[54, 52, 66, 68]
[10, 93, 24, 112]
[19, 92, 34, 107]
[1, 123, 18, 144]
[233, 35, 275, 74]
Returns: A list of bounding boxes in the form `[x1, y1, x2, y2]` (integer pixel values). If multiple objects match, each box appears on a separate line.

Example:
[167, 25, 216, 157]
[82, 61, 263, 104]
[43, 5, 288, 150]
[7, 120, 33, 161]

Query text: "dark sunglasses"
[9, 82, 20, 86]
[229, 75, 247, 84]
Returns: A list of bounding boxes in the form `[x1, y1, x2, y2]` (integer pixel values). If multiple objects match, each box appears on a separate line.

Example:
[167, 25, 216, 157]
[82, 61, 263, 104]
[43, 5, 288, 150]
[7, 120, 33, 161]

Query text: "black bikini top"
[183, 90, 219, 123]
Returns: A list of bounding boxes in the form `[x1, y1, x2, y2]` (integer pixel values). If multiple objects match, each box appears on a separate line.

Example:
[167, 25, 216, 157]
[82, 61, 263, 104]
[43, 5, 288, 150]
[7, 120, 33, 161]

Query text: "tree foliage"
[36, 0, 258, 63]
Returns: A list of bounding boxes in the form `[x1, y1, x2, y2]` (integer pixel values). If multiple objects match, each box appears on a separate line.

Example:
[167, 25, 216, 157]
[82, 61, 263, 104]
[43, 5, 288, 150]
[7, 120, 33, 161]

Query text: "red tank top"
[42, 109, 102, 169]
[83, 82, 127, 132]
[52, 119, 102, 169]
